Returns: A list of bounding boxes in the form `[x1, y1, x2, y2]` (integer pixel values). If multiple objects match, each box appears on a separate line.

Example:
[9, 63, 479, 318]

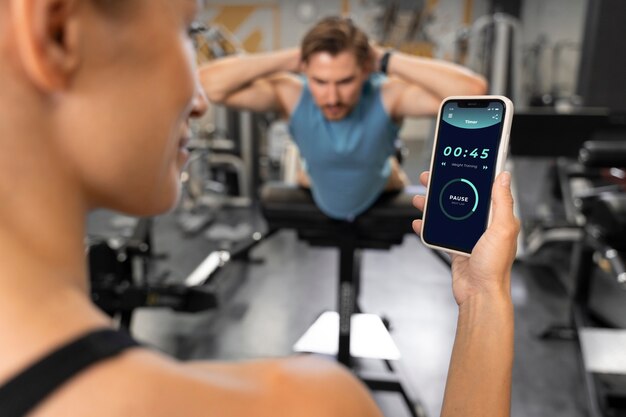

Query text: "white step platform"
[580, 327, 626, 374]
[293, 311, 401, 360]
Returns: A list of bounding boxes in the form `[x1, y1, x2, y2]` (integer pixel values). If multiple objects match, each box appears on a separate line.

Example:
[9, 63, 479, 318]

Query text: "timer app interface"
[423, 100, 506, 253]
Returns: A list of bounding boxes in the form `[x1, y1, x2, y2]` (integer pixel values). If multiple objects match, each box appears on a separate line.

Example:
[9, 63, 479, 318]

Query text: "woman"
[0, 1, 519, 416]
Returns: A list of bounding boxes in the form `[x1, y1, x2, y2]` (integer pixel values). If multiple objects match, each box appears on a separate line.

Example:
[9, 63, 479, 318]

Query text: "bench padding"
[260, 183, 421, 249]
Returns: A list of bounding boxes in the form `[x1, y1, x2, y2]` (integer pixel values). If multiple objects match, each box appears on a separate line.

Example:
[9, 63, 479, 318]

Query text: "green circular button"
[438, 178, 479, 221]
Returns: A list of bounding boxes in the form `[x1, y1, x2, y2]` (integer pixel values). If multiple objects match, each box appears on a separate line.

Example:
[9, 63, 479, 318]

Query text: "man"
[200, 16, 487, 220]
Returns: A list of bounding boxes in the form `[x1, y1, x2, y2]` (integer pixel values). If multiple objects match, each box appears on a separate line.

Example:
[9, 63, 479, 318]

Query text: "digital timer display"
[442, 147, 489, 159]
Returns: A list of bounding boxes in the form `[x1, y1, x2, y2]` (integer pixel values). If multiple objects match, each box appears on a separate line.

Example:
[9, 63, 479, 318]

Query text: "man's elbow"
[198, 71, 227, 104]
[203, 88, 227, 105]
[205, 90, 227, 105]
[468, 75, 489, 96]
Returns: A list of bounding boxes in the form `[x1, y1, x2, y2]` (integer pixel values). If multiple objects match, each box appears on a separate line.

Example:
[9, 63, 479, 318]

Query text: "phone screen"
[423, 99, 507, 254]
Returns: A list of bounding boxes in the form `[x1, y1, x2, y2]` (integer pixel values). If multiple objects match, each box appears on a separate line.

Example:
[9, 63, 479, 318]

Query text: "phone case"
[420, 95, 514, 257]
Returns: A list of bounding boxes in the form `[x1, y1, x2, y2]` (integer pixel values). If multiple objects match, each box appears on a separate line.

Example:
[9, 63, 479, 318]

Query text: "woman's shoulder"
[25, 347, 219, 417]
[29, 349, 379, 417]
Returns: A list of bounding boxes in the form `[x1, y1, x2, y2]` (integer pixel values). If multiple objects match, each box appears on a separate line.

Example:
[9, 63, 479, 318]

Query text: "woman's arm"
[413, 171, 519, 417]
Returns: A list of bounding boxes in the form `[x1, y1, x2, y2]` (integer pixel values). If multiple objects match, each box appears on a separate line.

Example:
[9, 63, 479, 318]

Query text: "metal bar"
[361, 370, 424, 417]
[337, 235, 356, 367]
[239, 111, 253, 201]
[573, 306, 604, 417]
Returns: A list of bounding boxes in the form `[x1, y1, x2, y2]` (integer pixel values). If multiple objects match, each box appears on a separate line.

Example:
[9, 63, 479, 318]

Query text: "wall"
[198, 0, 589, 140]
[198, 0, 489, 56]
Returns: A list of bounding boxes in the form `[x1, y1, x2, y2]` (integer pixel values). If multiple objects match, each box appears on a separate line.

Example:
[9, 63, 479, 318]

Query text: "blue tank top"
[289, 74, 401, 220]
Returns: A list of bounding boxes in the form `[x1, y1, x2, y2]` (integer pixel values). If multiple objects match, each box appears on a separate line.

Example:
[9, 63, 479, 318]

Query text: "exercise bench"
[261, 182, 427, 417]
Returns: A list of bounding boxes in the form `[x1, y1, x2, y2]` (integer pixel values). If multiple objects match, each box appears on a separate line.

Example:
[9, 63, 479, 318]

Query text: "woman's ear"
[11, 0, 81, 91]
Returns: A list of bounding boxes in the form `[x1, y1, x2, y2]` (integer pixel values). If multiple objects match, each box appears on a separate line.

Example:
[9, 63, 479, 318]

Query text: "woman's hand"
[412, 171, 520, 306]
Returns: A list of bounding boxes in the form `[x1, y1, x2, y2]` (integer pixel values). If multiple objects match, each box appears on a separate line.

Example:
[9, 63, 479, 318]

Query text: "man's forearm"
[386, 52, 488, 98]
[199, 48, 299, 103]
[441, 291, 514, 417]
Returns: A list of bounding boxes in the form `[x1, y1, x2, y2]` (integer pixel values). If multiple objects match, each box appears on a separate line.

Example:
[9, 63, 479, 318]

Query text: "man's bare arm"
[382, 49, 487, 99]
[378, 48, 488, 118]
[198, 48, 301, 113]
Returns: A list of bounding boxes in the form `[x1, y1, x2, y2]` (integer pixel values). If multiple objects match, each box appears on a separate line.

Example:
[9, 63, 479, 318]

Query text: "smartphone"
[421, 95, 514, 256]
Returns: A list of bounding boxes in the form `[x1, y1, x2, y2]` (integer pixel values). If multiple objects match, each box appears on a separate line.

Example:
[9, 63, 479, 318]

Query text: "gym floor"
[88, 144, 589, 417]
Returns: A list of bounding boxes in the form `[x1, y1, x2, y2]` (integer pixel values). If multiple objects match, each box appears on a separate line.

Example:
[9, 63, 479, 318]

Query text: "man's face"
[303, 50, 370, 121]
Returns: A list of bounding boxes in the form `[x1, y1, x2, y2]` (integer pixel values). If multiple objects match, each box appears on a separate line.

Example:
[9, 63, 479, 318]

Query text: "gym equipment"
[541, 140, 626, 417]
[508, 110, 626, 259]
[577, 0, 626, 114]
[522, 36, 580, 108]
[89, 217, 270, 329]
[522, 35, 552, 107]
[189, 22, 243, 61]
[89, 218, 216, 328]
[466, 13, 523, 103]
[510, 109, 621, 159]
[176, 23, 254, 237]
[261, 183, 427, 417]
[177, 130, 227, 235]
[550, 40, 580, 107]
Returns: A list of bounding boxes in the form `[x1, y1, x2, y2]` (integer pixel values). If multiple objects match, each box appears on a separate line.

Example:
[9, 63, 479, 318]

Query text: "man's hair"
[301, 16, 370, 68]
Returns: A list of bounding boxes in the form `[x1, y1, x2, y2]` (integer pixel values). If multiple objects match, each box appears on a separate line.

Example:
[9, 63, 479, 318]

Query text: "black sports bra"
[0, 329, 140, 417]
